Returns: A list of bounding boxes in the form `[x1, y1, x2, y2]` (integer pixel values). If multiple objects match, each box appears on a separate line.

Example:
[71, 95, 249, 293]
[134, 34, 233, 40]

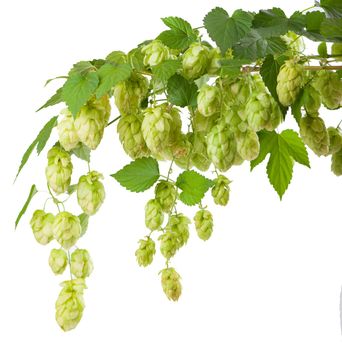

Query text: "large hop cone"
[117, 114, 150, 159]
[207, 47, 221, 76]
[145, 199, 164, 231]
[77, 171, 105, 216]
[52, 212, 81, 249]
[313, 70, 342, 110]
[235, 130, 260, 161]
[30, 210, 55, 245]
[246, 92, 282, 132]
[160, 267, 182, 301]
[276, 59, 304, 106]
[172, 133, 193, 169]
[155, 180, 177, 213]
[135, 237, 156, 267]
[327, 127, 342, 155]
[194, 209, 213, 241]
[141, 40, 170, 67]
[207, 123, 237, 171]
[114, 73, 149, 116]
[299, 114, 329, 156]
[331, 149, 342, 176]
[191, 132, 211, 171]
[197, 84, 221, 117]
[45, 146, 73, 195]
[57, 109, 80, 151]
[70, 249, 93, 278]
[55, 278, 86, 332]
[182, 42, 210, 80]
[222, 108, 248, 133]
[158, 231, 179, 259]
[192, 110, 218, 133]
[74, 96, 111, 150]
[166, 214, 191, 248]
[49, 248, 68, 275]
[302, 85, 321, 114]
[211, 175, 231, 206]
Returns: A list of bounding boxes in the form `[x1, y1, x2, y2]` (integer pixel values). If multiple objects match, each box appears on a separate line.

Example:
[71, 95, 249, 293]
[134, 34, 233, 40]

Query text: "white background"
[1, 0, 342, 349]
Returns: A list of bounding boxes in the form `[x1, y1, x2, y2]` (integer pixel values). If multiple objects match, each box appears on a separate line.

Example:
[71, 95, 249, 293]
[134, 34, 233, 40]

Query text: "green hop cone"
[77, 171, 105, 216]
[327, 127, 342, 155]
[158, 231, 179, 259]
[276, 59, 304, 106]
[211, 175, 231, 206]
[145, 199, 164, 231]
[332, 43, 342, 61]
[30, 210, 55, 245]
[135, 237, 156, 267]
[299, 114, 329, 156]
[192, 110, 218, 133]
[281, 31, 304, 53]
[166, 214, 191, 248]
[207, 123, 237, 171]
[302, 85, 321, 114]
[141, 40, 170, 67]
[182, 42, 210, 80]
[117, 114, 150, 159]
[57, 109, 80, 151]
[191, 132, 211, 171]
[207, 47, 221, 76]
[70, 249, 93, 278]
[55, 278, 86, 332]
[172, 133, 193, 169]
[223, 108, 248, 133]
[197, 84, 220, 117]
[74, 95, 111, 150]
[331, 149, 342, 176]
[155, 181, 177, 213]
[235, 130, 260, 161]
[194, 209, 213, 241]
[160, 267, 182, 301]
[49, 248, 68, 275]
[221, 75, 254, 107]
[52, 212, 81, 249]
[45, 146, 73, 195]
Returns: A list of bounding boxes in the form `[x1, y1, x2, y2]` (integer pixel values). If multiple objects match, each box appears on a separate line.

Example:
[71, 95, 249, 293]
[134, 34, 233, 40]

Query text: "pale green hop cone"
[158, 231, 179, 259]
[331, 149, 342, 176]
[182, 42, 210, 80]
[49, 248, 68, 275]
[222, 108, 248, 133]
[211, 175, 231, 206]
[302, 85, 321, 114]
[160, 267, 182, 301]
[155, 180, 177, 213]
[30, 210, 55, 245]
[194, 209, 213, 241]
[52, 212, 81, 249]
[57, 109, 80, 151]
[70, 249, 93, 278]
[141, 40, 170, 67]
[172, 133, 193, 169]
[166, 214, 191, 248]
[235, 130, 260, 161]
[207, 47, 221, 76]
[145, 199, 164, 231]
[327, 127, 342, 155]
[191, 132, 211, 171]
[135, 237, 156, 267]
[192, 110, 218, 133]
[197, 84, 220, 117]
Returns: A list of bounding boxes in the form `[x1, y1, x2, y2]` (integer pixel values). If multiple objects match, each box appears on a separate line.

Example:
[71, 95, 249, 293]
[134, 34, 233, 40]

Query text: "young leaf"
[78, 213, 89, 236]
[36, 88, 63, 112]
[70, 143, 91, 162]
[15, 185, 38, 229]
[68, 61, 95, 76]
[157, 30, 195, 50]
[111, 157, 160, 193]
[167, 74, 198, 107]
[151, 60, 182, 83]
[176, 170, 214, 206]
[162, 17, 196, 37]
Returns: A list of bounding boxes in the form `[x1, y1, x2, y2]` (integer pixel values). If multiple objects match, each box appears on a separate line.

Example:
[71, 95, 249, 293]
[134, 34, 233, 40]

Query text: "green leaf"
[70, 143, 91, 162]
[78, 213, 89, 236]
[105, 51, 127, 65]
[36, 88, 63, 112]
[167, 74, 198, 107]
[176, 170, 214, 206]
[220, 58, 251, 76]
[291, 89, 304, 125]
[96, 63, 132, 98]
[62, 71, 99, 116]
[68, 61, 95, 76]
[320, 18, 342, 40]
[127, 48, 145, 71]
[157, 30, 195, 50]
[15, 185, 38, 229]
[162, 16, 196, 37]
[252, 8, 289, 37]
[289, 11, 306, 32]
[111, 157, 160, 193]
[204, 7, 253, 54]
[319, 0, 342, 18]
[250, 131, 277, 170]
[306, 11, 326, 32]
[44, 76, 68, 87]
[15, 116, 58, 180]
[151, 60, 182, 83]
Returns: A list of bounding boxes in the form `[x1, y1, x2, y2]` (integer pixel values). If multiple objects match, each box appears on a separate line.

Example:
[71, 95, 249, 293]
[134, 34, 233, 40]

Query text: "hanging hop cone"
[70, 249, 93, 278]
[331, 149, 342, 176]
[141, 40, 170, 67]
[135, 237, 156, 267]
[302, 85, 321, 114]
[45, 146, 73, 195]
[182, 42, 210, 80]
[211, 175, 231, 206]
[160, 267, 182, 301]
[52, 212, 81, 249]
[55, 278, 86, 332]
[192, 110, 218, 133]
[158, 231, 179, 259]
[77, 171, 105, 216]
[221, 75, 254, 107]
[197, 84, 221, 117]
[223, 108, 248, 133]
[207, 47, 221, 76]
[327, 127, 342, 155]
[235, 130, 260, 161]
[49, 248, 68, 275]
[57, 109, 80, 151]
[191, 132, 211, 171]
[166, 213, 191, 248]
[194, 209, 213, 241]
[155, 180, 177, 213]
[172, 133, 193, 169]
[30, 210, 55, 245]
[276, 59, 304, 106]
[145, 199, 164, 231]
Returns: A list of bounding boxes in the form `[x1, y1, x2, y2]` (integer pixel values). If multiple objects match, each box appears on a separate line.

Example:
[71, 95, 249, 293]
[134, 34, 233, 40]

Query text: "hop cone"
[194, 209, 213, 241]
[207, 123, 237, 171]
[77, 171, 105, 216]
[158, 231, 179, 259]
[211, 175, 231, 206]
[327, 127, 342, 155]
[57, 109, 80, 151]
[276, 59, 304, 106]
[70, 249, 93, 278]
[145, 199, 164, 231]
[191, 132, 211, 171]
[45, 146, 73, 195]
[192, 110, 218, 133]
[223, 108, 248, 133]
[55, 278, 86, 332]
[160, 267, 182, 301]
[235, 130, 260, 161]
[135, 237, 156, 267]
[49, 248, 68, 275]
[166, 214, 191, 248]
[182, 42, 210, 80]
[30, 210, 54, 245]
[52, 212, 81, 249]
[302, 85, 321, 114]
[281, 31, 304, 53]
[197, 85, 220, 117]
[221, 75, 253, 106]
[207, 47, 221, 76]
[173, 133, 193, 169]
[332, 149, 342, 176]
[141, 40, 170, 67]
[117, 114, 150, 159]
[155, 181, 177, 213]
[299, 114, 329, 156]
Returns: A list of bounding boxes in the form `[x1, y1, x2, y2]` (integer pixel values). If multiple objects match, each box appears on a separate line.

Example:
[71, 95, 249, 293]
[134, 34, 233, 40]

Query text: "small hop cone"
[166, 214, 191, 248]
[135, 237, 156, 267]
[211, 175, 231, 206]
[276, 59, 304, 106]
[299, 114, 329, 156]
[332, 149, 342, 176]
[77, 171, 105, 216]
[49, 248, 68, 275]
[172, 133, 193, 169]
[302, 85, 321, 114]
[327, 127, 342, 155]
[141, 40, 170, 67]
[223, 108, 248, 133]
[192, 110, 218, 133]
[30, 210, 54, 245]
[154, 181, 177, 213]
[52, 212, 81, 249]
[235, 130, 260, 161]
[194, 209, 213, 241]
[160, 267, 182, 301]
[197, 85, 221, 117]
[55, 278, 86, 332]
[158, 232, 179, 259]
[145, 199, 164, 231]
[57, 109, 80, 151]
[45, 146, 73, 195]
[191, 132, 211, 172]
[182, 42, 210, 80]
[207, 47, 221, 76]
[70, 249, 93, 278]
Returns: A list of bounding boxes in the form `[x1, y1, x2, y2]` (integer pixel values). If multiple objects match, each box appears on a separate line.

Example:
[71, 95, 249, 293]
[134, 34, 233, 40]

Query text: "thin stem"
[107, 115, 121, 127]
[337, 119, 342, 129]
[300, 4, 316, 13]
[47, 183, 61, 212]
[67, 250, 73, 280]
[166, 159, 174, 181]
[194, 26, 205, 30]
[241, 65, 342, 73]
